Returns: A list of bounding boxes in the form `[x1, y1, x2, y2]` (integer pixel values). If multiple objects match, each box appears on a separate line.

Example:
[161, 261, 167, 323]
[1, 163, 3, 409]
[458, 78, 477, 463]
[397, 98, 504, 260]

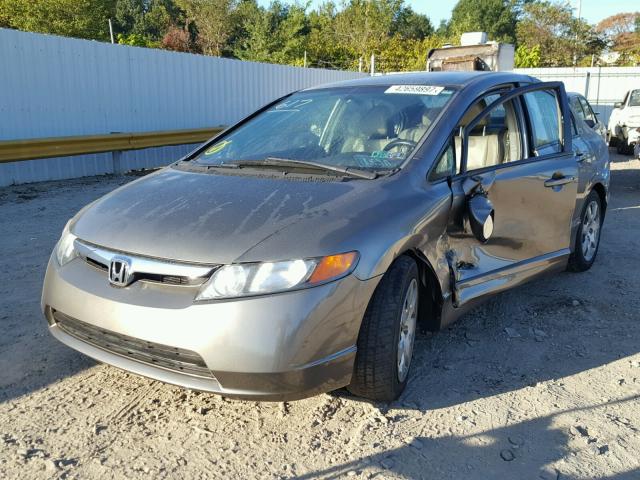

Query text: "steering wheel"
[383, 139, 417, 152]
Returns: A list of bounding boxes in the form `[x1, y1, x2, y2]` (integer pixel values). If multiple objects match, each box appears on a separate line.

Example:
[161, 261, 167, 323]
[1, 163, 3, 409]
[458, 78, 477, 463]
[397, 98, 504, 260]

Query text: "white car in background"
[608, 89, 640, 156]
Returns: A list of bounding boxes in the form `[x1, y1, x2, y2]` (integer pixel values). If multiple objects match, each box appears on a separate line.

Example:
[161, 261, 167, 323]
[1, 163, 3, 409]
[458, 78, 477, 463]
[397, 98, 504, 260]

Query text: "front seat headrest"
[360, 106, 392, 139]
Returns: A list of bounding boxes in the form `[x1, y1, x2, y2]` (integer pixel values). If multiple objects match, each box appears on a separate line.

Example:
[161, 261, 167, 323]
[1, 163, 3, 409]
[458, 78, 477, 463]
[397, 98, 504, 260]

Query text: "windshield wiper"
[227, 157, 378, 180]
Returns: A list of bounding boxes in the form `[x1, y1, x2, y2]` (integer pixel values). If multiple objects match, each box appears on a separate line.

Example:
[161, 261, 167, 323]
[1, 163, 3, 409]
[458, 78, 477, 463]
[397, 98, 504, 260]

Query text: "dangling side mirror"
[467, 194, 494, 243]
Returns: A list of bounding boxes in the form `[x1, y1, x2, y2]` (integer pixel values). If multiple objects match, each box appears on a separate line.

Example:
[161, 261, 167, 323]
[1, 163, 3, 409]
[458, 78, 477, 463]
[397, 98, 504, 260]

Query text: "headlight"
[55, 222, 78, 266]
[195, 252, 358, 300]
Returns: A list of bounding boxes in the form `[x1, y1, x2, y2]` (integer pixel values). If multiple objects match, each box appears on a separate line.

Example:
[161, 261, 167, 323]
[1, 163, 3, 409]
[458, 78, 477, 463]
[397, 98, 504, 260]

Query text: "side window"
[578, 97, 596, 123]
[464, 98, 522, 172]
[429, 141, 456, 181]
[523, 90, 562, 155]
[570, 96, 587, 122]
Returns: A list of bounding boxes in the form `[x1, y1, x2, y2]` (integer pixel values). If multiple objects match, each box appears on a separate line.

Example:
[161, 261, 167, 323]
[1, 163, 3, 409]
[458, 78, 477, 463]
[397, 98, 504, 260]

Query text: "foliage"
[391, 6, 433, 40]
[161, 25, 195, 52]
[596, 12, 640, 65]
[233, 1, 309, 65]
[516, 1, 605, 67]
[0, 0, 116, 41]
[117, 32, 152, 46]
[175, 0, 237, 56]
[448, 0, 518, 43]
[514, 44, 540, 67]
[0, 0, 637, 69]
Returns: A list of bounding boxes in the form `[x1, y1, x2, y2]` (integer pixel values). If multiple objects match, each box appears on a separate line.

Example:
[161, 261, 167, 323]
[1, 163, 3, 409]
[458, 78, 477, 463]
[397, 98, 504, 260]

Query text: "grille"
[53, 311, 214, 379]
[83, 257, 205, 285]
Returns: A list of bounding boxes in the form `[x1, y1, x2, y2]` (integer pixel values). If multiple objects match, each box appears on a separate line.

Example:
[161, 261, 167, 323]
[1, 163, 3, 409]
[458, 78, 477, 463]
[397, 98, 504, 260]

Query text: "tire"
[567, 190, 603, 272]
[348, 256, 419, 402]
[616, 139, 633, 155]
[607, 133, 617, 148]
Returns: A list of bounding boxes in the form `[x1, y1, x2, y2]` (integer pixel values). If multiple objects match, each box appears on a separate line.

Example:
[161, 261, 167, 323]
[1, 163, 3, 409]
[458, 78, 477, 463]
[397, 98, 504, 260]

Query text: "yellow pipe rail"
[0, 127, 225, 163]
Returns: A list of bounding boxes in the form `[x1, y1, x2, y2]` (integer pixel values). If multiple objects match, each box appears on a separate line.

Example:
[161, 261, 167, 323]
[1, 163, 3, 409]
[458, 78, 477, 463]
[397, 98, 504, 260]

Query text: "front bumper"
[42, 255, 380, 400]
[621, 125, 640, 145]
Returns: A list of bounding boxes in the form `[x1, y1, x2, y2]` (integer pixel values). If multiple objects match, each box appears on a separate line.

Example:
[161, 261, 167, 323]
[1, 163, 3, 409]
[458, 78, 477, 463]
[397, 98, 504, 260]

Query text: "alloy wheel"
[397, 278, 418, 383]
[581, 200, 600, 262]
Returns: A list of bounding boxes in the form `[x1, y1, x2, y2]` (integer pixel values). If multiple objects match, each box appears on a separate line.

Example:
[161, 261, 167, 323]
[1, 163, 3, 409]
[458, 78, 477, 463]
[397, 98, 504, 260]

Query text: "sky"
[258, 1, 639, 27]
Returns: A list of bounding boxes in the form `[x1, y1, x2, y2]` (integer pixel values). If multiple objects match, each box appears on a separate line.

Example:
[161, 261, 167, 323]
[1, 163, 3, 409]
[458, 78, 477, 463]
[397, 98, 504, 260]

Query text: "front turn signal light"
[308, 252, 358, 284]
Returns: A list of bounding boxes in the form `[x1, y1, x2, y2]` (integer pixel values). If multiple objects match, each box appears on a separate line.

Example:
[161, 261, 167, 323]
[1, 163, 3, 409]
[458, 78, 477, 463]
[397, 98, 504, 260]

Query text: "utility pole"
[108, 19, 115, 44]
[573, 0, 582, 66]
[303, 51, 307, 68]
[370, 54, 375, 76]
[358, 57, 363, 73]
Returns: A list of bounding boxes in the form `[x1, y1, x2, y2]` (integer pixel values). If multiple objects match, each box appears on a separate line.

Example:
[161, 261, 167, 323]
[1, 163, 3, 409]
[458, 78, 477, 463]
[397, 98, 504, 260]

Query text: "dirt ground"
[1, 151, 639, 480]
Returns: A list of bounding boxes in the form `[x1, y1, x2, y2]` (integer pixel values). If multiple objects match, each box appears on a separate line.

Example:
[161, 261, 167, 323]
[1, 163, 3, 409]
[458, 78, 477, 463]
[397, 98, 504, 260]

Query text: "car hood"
[71, 167, 373, 264]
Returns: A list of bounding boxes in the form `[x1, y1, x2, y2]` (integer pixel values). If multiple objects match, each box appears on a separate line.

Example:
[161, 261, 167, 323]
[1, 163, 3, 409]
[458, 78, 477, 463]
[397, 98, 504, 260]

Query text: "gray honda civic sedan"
[42, 72, 610, 401]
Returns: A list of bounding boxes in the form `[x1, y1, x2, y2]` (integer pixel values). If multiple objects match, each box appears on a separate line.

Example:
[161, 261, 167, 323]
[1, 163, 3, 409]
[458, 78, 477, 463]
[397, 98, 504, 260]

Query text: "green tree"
[117, 32, 150, 46]
[334, 0, 401, 70]
[176, 0, 237, 56]
[391, 5, 433, 40]
[233, 1, 310, 66]
[449, 0, 518, 43]
[514, 44, 540, 67]
[305, 2, 353, 69]
[114, 0, 181, 41]
[0, 0, 116, 40]
[377, 34, 451, 72]
[516, 1, 604, 67]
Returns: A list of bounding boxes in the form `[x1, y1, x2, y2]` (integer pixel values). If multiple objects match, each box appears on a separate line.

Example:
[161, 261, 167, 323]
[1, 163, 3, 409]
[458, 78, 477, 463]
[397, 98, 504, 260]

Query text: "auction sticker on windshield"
[385, 85, 444, 95]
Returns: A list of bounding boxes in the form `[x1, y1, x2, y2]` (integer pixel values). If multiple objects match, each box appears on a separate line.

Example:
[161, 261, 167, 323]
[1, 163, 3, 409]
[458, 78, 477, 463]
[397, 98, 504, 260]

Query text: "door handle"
[575, 150, 586, 163]
[544, 175, 575, 187]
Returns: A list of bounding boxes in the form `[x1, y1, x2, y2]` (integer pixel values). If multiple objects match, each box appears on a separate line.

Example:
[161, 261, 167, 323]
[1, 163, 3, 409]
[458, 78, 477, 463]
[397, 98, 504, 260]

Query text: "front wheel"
[568, 191, 603, 272]
[348, 256, 419, 402]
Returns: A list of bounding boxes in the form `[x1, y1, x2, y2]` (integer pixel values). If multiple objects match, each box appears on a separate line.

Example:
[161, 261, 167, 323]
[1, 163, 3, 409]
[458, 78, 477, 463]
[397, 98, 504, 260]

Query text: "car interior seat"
[342, 106, 394, 153]
[455, 101, 505, 171]
[398, 110, 435, 143]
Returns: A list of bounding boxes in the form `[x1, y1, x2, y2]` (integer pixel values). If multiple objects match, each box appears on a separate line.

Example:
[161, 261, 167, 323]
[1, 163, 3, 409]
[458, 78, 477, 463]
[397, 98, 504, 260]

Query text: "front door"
[446, 82, 579, 306]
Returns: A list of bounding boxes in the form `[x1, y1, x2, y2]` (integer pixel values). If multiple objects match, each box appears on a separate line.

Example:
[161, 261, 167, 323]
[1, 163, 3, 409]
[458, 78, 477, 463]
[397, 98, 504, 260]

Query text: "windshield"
[193, 85, 455, 171]
[629, 90, 640, 107]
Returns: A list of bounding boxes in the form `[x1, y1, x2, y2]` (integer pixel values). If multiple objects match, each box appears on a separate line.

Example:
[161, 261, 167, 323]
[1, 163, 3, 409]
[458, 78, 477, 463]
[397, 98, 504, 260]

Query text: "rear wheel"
[568, 191, 602, 272]
[616, 140, 631, 155]
[348, 256, 419, 402]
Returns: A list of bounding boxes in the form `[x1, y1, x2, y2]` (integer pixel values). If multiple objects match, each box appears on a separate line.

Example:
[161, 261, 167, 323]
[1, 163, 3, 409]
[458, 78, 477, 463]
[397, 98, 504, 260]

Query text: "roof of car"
[307, 71, 538, 91]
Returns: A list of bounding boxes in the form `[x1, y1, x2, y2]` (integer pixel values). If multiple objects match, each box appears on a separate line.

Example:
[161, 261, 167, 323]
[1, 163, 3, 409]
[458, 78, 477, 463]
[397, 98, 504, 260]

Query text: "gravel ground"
[1, 151, 639, 480]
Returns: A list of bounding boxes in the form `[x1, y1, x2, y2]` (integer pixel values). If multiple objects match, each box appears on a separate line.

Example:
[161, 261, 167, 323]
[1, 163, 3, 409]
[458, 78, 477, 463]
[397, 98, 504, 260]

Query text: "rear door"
[446, 82, 579, 306]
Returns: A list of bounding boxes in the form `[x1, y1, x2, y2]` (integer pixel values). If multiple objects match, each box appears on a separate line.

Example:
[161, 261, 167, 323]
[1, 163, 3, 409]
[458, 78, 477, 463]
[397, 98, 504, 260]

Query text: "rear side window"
[523, 90, 561, 155]
[578, 97, 596, 123]
[570, 96, 586, 122]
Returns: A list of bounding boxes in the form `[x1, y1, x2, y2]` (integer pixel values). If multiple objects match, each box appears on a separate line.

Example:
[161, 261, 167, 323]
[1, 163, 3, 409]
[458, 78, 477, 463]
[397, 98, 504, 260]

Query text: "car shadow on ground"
[297, 396, 640, 479]
[0, 323, 97, 404]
